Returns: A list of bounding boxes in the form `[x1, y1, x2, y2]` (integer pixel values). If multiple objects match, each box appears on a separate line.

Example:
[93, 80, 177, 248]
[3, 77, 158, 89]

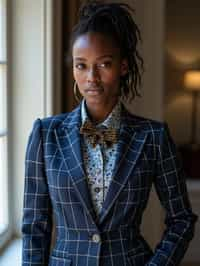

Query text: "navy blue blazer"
[22, 103, 197, 266]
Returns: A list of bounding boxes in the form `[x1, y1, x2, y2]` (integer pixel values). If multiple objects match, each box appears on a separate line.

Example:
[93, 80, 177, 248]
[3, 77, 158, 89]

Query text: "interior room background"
[0, 0, 199, 265]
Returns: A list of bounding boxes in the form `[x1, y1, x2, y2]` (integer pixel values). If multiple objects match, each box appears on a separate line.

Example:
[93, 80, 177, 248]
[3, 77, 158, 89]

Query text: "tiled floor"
[0, 239, 199, 266]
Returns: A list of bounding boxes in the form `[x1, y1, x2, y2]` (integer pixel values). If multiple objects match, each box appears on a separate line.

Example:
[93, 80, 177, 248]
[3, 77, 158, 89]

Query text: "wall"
[165, 0, 200, 144]
[125, 0, 165, 248]
[125, 0, 164, 122]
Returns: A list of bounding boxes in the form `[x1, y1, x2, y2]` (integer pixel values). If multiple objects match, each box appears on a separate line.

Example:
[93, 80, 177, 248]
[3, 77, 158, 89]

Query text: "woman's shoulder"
[124, 112, 170, 145]
[37, 104, 81, 131]
[123, 108, 167, 132]
[39, 112, 68, 129]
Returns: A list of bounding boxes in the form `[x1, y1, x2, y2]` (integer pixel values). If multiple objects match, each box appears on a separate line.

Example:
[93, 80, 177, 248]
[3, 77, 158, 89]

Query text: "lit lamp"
[184, 70, 200, 147]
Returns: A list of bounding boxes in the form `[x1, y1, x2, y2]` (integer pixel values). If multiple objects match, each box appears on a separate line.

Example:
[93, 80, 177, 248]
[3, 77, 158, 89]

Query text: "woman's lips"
[85, 87, 103, 95]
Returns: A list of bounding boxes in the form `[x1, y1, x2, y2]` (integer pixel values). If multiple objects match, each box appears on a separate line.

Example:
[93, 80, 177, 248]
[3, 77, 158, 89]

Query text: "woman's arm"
[22, 118, 52, 266]
[146, 123, 198, 266]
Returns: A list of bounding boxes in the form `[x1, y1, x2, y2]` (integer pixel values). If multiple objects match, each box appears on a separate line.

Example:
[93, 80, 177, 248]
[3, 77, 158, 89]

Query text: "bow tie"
[80, 120, 118, 148]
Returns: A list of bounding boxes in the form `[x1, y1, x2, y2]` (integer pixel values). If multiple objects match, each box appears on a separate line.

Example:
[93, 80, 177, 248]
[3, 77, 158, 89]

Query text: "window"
[0, 0, 8, 235]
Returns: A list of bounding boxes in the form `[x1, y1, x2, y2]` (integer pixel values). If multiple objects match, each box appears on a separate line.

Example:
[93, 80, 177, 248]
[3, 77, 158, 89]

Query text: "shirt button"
[94, 187, 101, 193]
[92, 233, 101, 243]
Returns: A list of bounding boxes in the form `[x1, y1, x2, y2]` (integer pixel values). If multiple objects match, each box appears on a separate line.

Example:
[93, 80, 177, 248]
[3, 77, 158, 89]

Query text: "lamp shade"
[184, 70, 200, 91]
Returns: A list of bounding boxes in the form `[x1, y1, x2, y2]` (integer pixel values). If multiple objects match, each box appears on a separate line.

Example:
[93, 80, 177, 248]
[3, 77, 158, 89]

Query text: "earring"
[73, 81, 82, 102]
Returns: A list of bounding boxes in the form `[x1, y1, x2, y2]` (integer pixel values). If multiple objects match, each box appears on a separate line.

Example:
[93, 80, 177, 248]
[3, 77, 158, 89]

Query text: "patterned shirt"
[81, 100, 121, 216]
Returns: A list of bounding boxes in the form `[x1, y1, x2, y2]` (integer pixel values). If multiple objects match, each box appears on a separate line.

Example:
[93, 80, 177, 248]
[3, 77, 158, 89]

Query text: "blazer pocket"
[49, 255, 71, 266]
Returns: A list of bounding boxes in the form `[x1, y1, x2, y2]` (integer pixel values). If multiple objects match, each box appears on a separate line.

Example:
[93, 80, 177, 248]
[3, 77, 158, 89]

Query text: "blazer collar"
[59, 101, 145, 131]
[61, 103, 82, 129]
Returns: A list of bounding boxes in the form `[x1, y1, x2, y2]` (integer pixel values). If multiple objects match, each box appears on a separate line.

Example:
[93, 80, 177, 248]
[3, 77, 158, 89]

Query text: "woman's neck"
[85, 100, 118, 124]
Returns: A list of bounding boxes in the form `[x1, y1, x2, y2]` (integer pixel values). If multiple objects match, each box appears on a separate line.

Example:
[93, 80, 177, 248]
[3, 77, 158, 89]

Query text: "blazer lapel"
[54, 105, 98, 227]
[98, 109, 148, 225]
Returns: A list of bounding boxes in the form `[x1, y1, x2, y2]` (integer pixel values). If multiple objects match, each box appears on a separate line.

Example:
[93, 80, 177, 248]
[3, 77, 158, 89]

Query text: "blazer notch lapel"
[54, 116, 98, 228]
[98, 125, 148, 225]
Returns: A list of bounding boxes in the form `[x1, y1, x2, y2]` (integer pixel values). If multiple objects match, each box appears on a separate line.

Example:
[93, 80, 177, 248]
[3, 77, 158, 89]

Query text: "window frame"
[0, 0, 12, 248]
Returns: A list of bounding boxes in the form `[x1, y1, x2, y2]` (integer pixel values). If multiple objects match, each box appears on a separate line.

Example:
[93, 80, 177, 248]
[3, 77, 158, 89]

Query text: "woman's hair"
[70, 0, 144, 101]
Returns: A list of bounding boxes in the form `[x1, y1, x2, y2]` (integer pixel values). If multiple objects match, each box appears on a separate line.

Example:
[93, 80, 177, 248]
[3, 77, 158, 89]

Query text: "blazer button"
[92, 233, 101, 243]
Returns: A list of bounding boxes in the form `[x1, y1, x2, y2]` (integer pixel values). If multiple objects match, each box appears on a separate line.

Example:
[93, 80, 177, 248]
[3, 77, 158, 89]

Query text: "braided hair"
[70, 0, 144, 101]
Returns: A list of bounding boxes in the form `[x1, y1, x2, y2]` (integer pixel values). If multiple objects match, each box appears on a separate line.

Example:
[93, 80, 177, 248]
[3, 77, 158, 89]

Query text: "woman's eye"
[75, 63, 86, 70]
[99, 62, 112, 68]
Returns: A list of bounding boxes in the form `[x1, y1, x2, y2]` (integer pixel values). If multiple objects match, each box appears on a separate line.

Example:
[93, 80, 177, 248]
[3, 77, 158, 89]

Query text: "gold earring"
[73, 81, 82, 102]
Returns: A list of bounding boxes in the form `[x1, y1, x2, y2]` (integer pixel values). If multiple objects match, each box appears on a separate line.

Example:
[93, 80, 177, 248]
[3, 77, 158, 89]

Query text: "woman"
[22, 1, 197, 265]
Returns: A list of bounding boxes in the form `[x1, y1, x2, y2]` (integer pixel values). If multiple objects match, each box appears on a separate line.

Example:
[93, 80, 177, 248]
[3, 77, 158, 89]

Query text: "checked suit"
[22, 103, 197, 266]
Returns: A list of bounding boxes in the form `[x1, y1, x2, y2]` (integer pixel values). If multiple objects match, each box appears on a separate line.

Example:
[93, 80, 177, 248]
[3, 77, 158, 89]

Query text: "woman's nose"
[87, 66, 100, 83]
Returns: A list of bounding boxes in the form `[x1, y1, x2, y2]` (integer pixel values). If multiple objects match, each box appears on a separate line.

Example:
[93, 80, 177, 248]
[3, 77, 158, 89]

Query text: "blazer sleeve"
[146, 122, 198, 266]
[22, 118, 53, 266]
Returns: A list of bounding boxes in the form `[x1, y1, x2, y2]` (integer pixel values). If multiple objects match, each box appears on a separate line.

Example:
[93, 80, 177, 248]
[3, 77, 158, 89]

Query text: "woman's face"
[72, 32, 128, 107]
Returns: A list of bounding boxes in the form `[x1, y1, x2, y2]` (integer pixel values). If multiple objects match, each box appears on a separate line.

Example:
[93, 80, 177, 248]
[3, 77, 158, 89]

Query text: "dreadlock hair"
[70, 0, 144, 102]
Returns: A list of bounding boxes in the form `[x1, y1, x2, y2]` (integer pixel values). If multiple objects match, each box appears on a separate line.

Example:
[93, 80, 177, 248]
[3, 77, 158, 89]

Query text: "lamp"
[184, 70, 200, 146]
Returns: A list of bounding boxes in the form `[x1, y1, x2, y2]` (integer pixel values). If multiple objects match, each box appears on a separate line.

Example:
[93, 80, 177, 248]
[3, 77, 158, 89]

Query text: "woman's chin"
[84, 94, 105, 105]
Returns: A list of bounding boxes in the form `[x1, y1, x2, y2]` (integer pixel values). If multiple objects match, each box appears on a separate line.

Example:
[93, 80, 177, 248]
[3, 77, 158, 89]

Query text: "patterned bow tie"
[80, 120, 118, 148]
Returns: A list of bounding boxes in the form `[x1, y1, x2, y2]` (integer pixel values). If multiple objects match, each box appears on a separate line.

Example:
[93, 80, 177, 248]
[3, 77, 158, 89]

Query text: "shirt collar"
[81, 99, 121, 130]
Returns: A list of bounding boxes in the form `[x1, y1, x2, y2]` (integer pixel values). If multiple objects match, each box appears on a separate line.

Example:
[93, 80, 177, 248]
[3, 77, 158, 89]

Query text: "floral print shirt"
[81, 100, 121, 216]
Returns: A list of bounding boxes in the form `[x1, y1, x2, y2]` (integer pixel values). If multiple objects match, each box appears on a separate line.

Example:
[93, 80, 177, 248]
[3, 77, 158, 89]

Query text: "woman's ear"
[120, 59, 128, 76]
